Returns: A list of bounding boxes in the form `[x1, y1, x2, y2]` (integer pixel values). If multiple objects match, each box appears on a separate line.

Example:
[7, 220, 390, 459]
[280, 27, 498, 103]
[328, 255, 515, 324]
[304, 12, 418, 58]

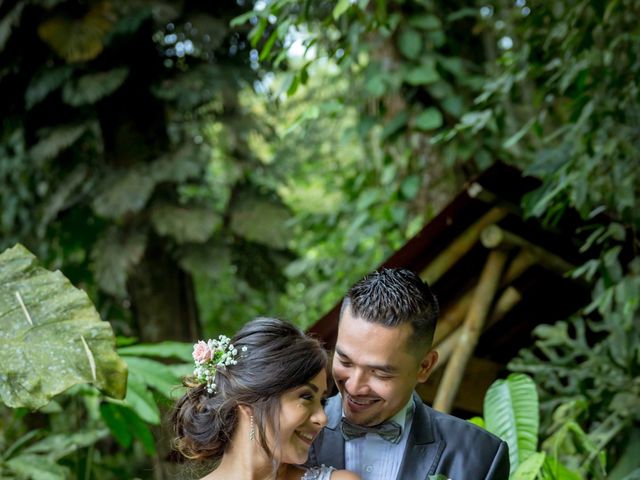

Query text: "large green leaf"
[92, 166, 156, 219]
[22, 428, 109, 461]
[29, 124, 88, 163]
[117, 341, 192, 362]
[91, 227, 147, 298]
[62, 67, 129, 106]
[150, 202, 220, 244]
[0, 245, 127, 409]
[25, 65, 74, 109]
[230, 194, 291, 249]
[484, 373, 539, 474]
[37, 3, 114, 63]
[5, 455, 70, 480]
[514, 451, 546, 480]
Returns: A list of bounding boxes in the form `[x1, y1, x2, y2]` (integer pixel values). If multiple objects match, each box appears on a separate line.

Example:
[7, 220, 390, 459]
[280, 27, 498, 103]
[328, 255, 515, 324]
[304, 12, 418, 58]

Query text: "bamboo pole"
[480, 224, 575, 276]
[432, 249, 509, 413]
[420, 207, 508, 284]
[432, 248, 534, 345]
[433, 286, 523, 371]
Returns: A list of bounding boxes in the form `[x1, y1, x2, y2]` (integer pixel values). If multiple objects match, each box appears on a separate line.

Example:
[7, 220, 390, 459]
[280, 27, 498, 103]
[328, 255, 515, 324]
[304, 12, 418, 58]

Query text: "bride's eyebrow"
[302, 383, 327, 396]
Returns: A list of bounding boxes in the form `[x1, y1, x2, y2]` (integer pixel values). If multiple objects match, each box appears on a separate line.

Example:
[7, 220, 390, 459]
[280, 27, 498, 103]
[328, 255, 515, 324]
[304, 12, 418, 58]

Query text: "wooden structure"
[308, 162, 590, 416]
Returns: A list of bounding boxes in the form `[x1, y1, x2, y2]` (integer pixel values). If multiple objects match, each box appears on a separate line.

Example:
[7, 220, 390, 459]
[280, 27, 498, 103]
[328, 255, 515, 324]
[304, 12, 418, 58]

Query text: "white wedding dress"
[301, 465, 336, 480]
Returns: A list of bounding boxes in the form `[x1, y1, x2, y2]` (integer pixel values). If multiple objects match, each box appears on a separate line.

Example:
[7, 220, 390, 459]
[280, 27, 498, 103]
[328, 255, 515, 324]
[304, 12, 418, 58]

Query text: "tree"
[0, 0, 293, 342]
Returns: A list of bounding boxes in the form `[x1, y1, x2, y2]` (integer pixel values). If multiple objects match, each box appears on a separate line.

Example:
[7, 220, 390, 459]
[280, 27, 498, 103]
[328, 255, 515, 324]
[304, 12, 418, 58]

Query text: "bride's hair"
[172, 317, 327, 463]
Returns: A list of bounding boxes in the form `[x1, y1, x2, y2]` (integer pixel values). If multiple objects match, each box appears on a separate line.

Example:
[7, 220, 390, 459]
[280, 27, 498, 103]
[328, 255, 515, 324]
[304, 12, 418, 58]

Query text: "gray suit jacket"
[308, 393, 510, 480]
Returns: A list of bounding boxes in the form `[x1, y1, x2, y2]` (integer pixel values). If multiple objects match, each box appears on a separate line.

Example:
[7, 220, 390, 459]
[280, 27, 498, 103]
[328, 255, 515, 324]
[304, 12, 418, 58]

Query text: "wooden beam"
[420, 207, 508, 284]
[481, 224, 575, 276]
[432, 249, 509, 413]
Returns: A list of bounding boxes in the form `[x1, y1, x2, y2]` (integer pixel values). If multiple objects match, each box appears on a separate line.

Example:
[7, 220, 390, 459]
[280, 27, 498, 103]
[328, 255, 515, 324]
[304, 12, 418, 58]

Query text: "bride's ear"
[237, 404, 253, 419]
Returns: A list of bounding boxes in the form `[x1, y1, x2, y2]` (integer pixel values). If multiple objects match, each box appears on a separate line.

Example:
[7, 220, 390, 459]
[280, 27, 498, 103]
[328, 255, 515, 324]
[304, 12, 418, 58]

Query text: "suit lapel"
[314, 395, 346, 469]
[397, 393, 444, 480]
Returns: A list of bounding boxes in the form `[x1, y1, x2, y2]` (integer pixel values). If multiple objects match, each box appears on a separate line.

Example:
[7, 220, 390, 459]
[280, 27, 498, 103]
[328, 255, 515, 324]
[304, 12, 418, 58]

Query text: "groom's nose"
[345, 369, 370, 395]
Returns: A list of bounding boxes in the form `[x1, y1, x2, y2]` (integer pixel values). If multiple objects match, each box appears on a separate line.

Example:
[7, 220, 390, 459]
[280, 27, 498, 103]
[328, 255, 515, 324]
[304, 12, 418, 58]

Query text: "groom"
[307, 268, 509, 479]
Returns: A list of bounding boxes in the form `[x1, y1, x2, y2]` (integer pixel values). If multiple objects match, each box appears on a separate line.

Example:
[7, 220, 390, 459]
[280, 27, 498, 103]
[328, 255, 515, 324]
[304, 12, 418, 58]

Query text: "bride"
[172, 317, 360, 480]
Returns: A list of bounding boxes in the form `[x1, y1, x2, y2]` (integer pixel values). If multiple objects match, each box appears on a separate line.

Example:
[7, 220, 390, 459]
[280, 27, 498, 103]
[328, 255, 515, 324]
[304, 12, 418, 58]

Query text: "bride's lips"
[294, 430, 317, 446]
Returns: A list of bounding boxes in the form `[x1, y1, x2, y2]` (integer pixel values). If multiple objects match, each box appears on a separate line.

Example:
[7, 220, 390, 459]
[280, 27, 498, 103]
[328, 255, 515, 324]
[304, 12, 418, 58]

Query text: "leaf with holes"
[0, 244, 127, 409]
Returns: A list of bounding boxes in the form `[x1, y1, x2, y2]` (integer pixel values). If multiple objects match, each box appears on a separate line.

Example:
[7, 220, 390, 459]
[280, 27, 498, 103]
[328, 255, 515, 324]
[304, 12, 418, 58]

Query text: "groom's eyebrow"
[335, 347, 398, 374]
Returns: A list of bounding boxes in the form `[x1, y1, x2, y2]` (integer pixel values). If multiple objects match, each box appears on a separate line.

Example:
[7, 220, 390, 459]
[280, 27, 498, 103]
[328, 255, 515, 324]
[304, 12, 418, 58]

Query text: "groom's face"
[333, 306, 436, 427]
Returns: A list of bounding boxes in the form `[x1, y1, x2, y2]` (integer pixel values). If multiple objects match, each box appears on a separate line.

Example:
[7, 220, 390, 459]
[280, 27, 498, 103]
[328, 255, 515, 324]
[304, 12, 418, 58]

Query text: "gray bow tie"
[341, 419, 402, 443]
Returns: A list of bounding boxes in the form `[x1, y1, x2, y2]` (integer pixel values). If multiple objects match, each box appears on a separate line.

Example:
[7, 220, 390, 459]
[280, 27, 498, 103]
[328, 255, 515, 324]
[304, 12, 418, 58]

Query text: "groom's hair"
[342, 268, 439, 349]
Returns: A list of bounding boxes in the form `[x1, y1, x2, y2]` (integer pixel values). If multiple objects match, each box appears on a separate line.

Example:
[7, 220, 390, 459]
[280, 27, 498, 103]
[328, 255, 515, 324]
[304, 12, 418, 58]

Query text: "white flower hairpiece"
[192, 335, 248, 394]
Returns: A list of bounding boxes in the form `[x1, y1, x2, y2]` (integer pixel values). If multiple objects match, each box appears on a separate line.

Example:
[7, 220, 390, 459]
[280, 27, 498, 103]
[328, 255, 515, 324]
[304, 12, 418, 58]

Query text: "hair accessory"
[192, 335, 248, 394]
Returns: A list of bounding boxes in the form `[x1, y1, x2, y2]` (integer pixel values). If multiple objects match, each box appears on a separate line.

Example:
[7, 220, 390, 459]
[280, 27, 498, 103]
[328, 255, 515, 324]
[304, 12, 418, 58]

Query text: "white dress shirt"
[344, 397, 415, 480]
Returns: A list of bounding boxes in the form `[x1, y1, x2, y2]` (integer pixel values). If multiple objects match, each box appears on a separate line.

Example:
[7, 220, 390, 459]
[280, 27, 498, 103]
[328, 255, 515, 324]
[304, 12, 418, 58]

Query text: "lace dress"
[301, 465, 336, 480]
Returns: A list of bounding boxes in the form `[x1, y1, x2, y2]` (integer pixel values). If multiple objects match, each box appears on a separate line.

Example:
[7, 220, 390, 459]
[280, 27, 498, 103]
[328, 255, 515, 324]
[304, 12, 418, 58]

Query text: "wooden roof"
[308, 161, 591, 415]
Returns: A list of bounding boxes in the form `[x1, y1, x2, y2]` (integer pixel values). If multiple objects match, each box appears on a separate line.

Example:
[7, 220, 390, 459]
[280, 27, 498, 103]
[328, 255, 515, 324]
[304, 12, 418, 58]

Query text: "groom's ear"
[416, 350, 438, 383]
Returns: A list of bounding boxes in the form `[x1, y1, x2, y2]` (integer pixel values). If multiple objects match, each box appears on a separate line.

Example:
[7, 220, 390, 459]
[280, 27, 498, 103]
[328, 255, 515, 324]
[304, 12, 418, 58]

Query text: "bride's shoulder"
[329, 470, 361, 480]
[300, 466, 361, 480]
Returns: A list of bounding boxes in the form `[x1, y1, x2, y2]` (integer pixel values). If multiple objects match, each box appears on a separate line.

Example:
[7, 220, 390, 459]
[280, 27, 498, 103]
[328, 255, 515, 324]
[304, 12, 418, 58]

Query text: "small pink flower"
[193, 341, 212, 363]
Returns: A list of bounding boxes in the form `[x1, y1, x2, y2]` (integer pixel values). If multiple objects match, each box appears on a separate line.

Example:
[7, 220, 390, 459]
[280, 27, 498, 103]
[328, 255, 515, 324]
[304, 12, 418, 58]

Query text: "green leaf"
[0, 244, 127, 409]
[405, 62, 440, 86]
[484, 373, 539, 474]
[92, 166, 155, 219]
[229, 194, 291, 249]
[119, 403, 157, 455]
[25, 66, 74, 109]
[468, 416, 485, 428]
[100, 402, 156, 454]
[123, 372, 161, 425]
[380, 111, 408, 140]
[150, 202, 220, 244]
[541, 455, 583, 480]
[513, 452, 546, 480]
[503, 118, 536, 150]
[100, 402, 133, 448]
[397, 27, 422, 60]
[5, 454, 70, 480]
[23, 428, 109, 461]
[38, 4, 114, 63]
[415, 108, 443, 130]
[400, 175, 421, 199]
[62, 67, 129, 107]
[230, 10, 258, 27]
[122, 356, 183, 399]
[91, 228, 147, 298]
[0, 3, 26, 52]
[409, 14, 442, 31]
[177, 241, 232, 277]
[333, 0, 351, 19]
[118, 341, 192, 362]
[29, 124, 88, 163]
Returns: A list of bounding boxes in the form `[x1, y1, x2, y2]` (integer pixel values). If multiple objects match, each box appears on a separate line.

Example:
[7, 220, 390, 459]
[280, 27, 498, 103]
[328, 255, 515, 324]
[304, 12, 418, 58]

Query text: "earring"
[249, 415, 255, 441]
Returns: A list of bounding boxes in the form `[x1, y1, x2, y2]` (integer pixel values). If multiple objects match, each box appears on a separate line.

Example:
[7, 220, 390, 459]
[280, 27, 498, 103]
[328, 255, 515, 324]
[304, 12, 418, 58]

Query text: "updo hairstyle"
[172, 317, 328, 462]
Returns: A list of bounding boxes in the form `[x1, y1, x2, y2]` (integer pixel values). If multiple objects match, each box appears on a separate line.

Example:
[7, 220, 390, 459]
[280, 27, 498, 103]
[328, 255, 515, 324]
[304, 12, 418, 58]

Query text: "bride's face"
[274, 370, 328, 465]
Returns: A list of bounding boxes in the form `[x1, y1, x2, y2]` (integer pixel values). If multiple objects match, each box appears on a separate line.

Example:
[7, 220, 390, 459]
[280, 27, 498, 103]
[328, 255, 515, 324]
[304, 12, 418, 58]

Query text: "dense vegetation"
[1, 0, 638, 478]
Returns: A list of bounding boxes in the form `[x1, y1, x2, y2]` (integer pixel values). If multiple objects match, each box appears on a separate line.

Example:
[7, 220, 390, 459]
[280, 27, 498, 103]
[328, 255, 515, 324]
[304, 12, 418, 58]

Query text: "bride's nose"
[311, 403, 328, 427]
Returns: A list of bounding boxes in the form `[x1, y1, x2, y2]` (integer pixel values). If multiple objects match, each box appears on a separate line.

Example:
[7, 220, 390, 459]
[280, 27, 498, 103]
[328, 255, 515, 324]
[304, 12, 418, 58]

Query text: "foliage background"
[1, 0, 639, 478]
